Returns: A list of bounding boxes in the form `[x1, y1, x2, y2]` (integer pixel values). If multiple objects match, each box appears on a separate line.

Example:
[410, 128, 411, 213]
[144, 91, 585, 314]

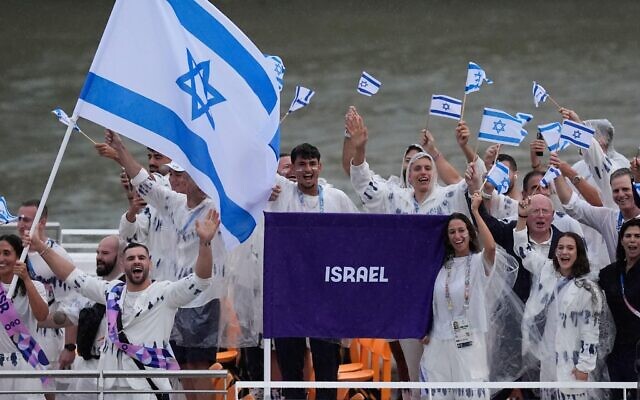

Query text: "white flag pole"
[7, 117, 76, 298]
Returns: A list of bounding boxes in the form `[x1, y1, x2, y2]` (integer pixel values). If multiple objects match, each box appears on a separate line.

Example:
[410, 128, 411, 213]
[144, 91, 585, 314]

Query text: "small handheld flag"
[478, 108, 527, 146]
[0, 196, 18, 224]
[288, 86, 315, 113]
[538, 122, 570, 152]
[357, 71, 381, 96]
[465, 62, 493, 94]
[560, 120, 595, 150]
[532, 81, 549, 108]
[540, 166, 561, 188]
[52, 108, 83, 133]
[486, 161, 511, 194]
[51, 108, 96, 144]
[429, 95, 462, 120]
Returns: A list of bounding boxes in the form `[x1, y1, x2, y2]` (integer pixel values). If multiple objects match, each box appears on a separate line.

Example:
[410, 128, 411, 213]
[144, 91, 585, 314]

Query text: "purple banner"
[264, 212, 447, 339]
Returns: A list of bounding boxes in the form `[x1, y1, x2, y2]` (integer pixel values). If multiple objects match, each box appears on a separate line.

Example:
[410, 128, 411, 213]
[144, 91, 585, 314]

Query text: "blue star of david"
[274, 63, 285, 76]
[474, 71, 483, 84]
[442, 103, 450, 111]
[492, 120, 506, 135]
[500, 177, 510, 191]
[573, 130, 582, 139]
[176, 49, 226, 130]
[360, 81, 368, 88]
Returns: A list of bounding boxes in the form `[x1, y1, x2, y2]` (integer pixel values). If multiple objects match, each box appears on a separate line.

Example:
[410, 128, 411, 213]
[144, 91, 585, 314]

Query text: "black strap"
[115, 294, 169, 400]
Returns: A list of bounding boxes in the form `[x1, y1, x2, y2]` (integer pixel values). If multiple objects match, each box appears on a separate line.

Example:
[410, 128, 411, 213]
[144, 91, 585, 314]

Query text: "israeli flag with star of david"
[532, 81, 549, 108]
[560, 120, 595, 150]
[288, 86, 315, 113]
[464, 61, 493, 94]
[540, 166, 561, 188]
[73, 0, 281, 248]
[0, 196, 18, 225]
[486, 161, 510, 195]
[478, 108, 527, 146]
[429, 94, 462, 120]
[538, 122, 570, 152]
[357, 71, 381, 96]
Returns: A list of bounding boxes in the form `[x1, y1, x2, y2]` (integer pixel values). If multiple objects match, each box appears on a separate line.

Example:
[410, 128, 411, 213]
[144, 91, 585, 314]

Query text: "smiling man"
[266, 142, 358, 400]
[554, 165, 640, 263]
[27, 209, 220, 400]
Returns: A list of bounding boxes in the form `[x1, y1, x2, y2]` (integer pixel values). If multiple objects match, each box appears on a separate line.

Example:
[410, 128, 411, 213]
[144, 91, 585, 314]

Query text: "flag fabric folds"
[486, 162, 511, 194]
[287, 86, 315, 113]
[538, 122, 570, 152]
[264, 54, 285, 92]
[73, 0, 281, 247]
[264, 212, 448, 338]
[540, 166, 561, 188]
[429, 94, 462, 120]
[478, 108, 527, 146]
[357, 71, 382, 96]
[560, 120, 595, 150]
[52, 108, 83, 133]
[465, 61, 493, 94]
[532, 81, 549, 107]
[0, 196, 18, 224]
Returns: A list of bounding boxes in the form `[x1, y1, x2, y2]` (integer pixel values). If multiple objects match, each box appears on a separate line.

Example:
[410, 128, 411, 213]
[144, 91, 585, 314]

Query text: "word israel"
[324, 266, 389, 283]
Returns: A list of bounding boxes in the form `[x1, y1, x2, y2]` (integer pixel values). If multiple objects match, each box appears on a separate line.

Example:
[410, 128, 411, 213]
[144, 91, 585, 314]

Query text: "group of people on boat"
[1, 103, 639, 400]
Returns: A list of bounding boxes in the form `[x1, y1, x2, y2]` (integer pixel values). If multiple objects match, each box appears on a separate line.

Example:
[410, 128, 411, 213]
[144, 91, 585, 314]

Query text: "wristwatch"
[571, 175, 583, 185]
[64, 343, 77, 352]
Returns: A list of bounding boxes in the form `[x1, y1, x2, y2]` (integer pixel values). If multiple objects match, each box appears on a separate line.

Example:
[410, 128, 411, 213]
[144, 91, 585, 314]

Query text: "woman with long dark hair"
[514, 197, 606, 400]
[598, 218, 640, 400]
[0, 234, 48, 399]
[419, 193, 496, 400]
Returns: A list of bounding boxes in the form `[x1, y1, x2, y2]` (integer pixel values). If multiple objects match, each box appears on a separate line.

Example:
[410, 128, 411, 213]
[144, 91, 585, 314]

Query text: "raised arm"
[26, 231, 76, 282]
[456, 120, 477, 163]
[342, 106, 358, 176]
[470, 192, 495, 272]
[346, 107, 368, 167]
[552, 152, 603, 206]
[193, 209, 220, 279]
[104, 129, 145, 179]
[421, 129, 462, 184]
[549, 152, 575, 206]
[14, 260, 48, 321]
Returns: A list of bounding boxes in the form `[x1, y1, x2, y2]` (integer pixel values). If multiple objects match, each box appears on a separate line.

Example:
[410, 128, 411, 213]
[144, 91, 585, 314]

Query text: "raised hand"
[559, 107, 581, 123]
[196, 209, 220, 243]
[483, 144, 500, 171]
[420, 129, 436, 153]
[345, 106, 368, 148]
[456, 120, 470, 147]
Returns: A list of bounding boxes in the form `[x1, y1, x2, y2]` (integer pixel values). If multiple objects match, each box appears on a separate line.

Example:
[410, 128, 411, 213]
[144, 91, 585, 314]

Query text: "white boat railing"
[0, 370, 637, 400]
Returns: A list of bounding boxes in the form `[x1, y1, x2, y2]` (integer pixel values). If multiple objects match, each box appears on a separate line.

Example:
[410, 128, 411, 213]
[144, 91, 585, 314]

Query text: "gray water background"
[1, 0, 639, 228]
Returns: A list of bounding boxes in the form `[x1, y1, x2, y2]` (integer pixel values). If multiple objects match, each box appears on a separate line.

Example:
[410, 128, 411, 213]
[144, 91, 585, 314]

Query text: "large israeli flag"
[478, 108, 526, 146]
[73, 0, 281, 247]
[560, 120, 594, 150]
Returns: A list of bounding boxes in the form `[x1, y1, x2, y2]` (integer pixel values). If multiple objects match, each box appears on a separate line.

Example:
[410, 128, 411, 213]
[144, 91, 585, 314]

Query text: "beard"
[125, 267, 149, 285]
[96, 260, 116, 277]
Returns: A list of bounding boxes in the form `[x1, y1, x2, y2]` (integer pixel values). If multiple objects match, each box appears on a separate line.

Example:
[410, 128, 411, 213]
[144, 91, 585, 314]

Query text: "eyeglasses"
[530, 208, 552, 216]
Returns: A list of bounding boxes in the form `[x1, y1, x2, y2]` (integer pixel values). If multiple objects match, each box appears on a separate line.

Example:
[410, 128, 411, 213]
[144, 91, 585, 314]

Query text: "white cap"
[165, 161, 185, 172]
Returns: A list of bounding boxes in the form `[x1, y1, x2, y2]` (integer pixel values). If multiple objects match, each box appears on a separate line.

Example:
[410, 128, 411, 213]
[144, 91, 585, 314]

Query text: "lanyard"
[616, 212, 624, 232]
[620, 274, 640, 319]
[413, 196, 420, 214]
[298, 185, 324, 213]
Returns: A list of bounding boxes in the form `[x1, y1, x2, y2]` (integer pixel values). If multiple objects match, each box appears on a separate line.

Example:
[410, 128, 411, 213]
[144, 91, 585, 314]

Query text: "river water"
[1, 0, 639, 228]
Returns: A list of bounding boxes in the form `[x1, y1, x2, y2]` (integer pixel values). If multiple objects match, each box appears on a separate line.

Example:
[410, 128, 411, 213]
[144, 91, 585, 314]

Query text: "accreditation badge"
[451, 317, 473, 348]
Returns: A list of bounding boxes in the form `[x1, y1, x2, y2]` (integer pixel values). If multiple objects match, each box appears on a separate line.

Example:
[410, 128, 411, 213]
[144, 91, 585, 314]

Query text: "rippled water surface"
[1, 0, 639, 227]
